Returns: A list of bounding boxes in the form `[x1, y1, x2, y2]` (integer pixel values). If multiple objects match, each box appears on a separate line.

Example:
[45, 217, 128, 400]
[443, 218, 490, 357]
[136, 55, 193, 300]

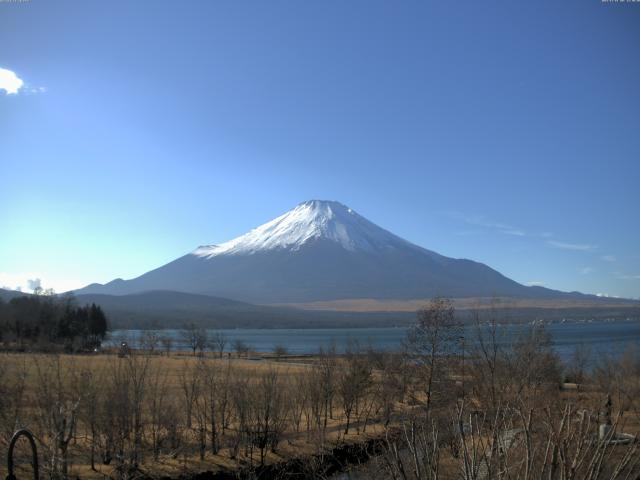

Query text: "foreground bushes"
[0, 297, 638, 480]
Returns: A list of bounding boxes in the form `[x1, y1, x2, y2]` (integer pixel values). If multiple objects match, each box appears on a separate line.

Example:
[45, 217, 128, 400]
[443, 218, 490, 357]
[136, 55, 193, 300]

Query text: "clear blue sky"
[1, 0, 639, 298]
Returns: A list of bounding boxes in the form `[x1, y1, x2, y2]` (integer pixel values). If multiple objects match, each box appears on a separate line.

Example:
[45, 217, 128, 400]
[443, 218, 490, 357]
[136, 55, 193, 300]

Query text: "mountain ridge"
[75, 200, 600, 304]
[192, 200, 441, 258]
[75, 290, 640, 329]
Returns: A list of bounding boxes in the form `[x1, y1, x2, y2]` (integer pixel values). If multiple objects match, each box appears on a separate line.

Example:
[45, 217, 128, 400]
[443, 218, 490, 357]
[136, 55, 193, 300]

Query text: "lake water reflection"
[110, 319, 640, 363]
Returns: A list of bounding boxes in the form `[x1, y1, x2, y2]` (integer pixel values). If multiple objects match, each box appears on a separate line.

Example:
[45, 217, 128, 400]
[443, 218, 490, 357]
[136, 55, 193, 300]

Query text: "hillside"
[75, 200, 596, 304]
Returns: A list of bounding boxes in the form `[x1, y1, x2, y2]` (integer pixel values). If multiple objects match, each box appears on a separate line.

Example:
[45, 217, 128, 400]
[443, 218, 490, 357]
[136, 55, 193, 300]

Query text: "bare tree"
[338, 342, 372, 434]
[376, 352, 407, 427]
[273, 344, 288, 360]
[159, 399, 183, 460]
[305, 367, 325, 437]
[179, 360, 200, 430]
[406, 297, 461, 411]
[0, 355, 28, 442]
[197, 358, 224, 455]
[468, 303, 510, 414]
[507, 324, 562, 407]
[217, 361, 234, 439]
[229, 375, 251, 460]
[233, 339, 250, 358]
[248, 369, 288, 465]
[317, 344, 338, 435]
[193, 368, 208, 461]
[127, 353, 150, 468]
[147, 363, 170, 461]
[567, 342, 591, 386]
[181, 323, 208, 356]
[32, 355, 82, 478]
[382, 413, 442, 480]
[78, 365, 102, 471]
[210, 331, 227, 358]
[617, 344, 640, 415]
[160, 335, 173, 356]
[289, 373, 308, 432]
[140, 330, 160, 354]
[594, 344, 640, 417]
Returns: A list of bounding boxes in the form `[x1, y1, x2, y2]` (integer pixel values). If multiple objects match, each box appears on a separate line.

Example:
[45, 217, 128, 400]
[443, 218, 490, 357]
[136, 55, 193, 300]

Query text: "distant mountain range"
[0, 287, 415, 328]
[0, 288, 26, 302]
[75, 200, 594, 304]
[3, 286, 638, 329]
[4, 200, 637, 328]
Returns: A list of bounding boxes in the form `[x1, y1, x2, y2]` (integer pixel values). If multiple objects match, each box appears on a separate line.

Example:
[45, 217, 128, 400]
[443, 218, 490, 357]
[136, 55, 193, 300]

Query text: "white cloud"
[0, 68, 24, 95]
[0, 272, 82, 293]
[616, 273, 640, 280]
[0, 272, 45, 292]
[24, 86, 47, 95]
[454, 214, 526, 237]
[547, 240, 597, 251]
[526, 281, 545, 286]
[27, 278, 42, 291]
[602, 255, 616, 262]
[0, 272, 32, 292]
[580, 267, 594, 275]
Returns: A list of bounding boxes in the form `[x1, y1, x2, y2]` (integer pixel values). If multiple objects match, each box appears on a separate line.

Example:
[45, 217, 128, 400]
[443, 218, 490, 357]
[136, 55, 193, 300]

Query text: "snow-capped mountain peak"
[192, 200, 413, 258]
[76, 200, 569, 303]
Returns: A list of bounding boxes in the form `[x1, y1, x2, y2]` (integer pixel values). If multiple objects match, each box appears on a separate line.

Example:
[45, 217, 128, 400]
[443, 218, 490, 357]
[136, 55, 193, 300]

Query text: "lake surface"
[110, 319, 640, 363]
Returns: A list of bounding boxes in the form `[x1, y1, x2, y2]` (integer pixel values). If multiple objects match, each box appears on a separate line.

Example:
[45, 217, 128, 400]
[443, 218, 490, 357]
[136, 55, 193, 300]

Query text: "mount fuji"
[76, 200, 577, 303]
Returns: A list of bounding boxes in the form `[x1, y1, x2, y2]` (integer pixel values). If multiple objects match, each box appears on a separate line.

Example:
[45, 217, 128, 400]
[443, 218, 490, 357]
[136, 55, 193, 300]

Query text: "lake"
[109, 319, 640, 363]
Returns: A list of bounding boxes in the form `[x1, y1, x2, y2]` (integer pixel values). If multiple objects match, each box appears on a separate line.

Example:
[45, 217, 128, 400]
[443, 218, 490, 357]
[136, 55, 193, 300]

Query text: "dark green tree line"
[0, 294, 108, 351]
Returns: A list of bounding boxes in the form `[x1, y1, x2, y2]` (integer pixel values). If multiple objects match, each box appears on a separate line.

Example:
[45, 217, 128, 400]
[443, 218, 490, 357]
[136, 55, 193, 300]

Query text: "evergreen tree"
[88, 303, 108, 348]
[3, 295, 109, 351]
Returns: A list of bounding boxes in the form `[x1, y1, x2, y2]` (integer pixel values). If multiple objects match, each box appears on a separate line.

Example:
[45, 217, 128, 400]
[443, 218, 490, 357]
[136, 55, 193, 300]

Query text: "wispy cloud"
[547, 240, 597, 251]
[453, 214, 526, 237]
[449, 213, 619, 273]
[616, 273, 640, 280]
[0, 67, 24, 95]
[24, 86, 47, 95]
[526, 281, 545, 286]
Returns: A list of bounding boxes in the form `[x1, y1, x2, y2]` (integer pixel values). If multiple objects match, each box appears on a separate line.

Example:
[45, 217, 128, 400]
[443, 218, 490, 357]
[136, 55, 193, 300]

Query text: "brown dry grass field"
[275, 296, 640, 312]
[1, 346, 639, 480]
[0, 351, 389, 480]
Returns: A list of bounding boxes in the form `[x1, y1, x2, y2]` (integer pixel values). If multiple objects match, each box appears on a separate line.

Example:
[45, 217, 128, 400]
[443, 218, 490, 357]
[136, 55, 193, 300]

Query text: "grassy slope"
[274, 296, 640, 312]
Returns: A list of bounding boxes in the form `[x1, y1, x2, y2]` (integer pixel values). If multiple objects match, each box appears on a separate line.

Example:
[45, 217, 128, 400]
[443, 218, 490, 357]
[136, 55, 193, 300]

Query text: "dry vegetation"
[1, 298, 639, 480]
[0, 348, 396, 480]
[277, 296, 640, 313]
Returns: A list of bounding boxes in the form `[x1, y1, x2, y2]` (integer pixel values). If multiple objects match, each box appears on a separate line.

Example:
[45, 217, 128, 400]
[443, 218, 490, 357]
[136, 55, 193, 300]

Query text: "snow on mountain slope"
[192, 200, 427, 257]
[75, 200, 580, 303]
